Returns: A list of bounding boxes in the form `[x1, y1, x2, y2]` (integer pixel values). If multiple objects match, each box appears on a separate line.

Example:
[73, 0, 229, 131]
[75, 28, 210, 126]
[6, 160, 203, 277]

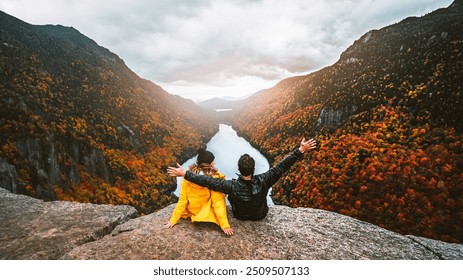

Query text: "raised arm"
[186, 172, 234, 194]
[261, 137, 317, 186]
[167, 164, 234, 194]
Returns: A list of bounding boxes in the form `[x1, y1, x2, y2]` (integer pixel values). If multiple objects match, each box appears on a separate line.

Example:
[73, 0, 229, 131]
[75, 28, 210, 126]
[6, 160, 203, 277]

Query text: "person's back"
[173, 171, 229, 227]
[164, 148, 234, 235]
[226, 175, 271, 220]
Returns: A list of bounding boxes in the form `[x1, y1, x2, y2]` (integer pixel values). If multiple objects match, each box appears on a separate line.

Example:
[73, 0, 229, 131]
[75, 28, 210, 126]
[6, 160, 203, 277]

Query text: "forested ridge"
[0, 11, 217, 214]
[233, 1, 463, 242]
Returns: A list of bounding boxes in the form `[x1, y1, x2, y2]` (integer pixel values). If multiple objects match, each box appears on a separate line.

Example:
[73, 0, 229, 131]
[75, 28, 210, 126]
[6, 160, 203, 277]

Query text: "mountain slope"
[233, 1, 463, 242]
[0, 11, 218, 214]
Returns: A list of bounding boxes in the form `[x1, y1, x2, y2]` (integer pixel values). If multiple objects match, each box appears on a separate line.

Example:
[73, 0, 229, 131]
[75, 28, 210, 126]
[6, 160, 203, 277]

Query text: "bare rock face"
[0, 188, 138, 259]
[0, 159, 18, 193]
[63, 204, 463, 260]
[1, 188, 462, 260]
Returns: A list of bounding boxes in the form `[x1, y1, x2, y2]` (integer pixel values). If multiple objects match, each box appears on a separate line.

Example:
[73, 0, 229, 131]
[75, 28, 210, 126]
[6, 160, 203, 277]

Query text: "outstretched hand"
[299, 137, 317, 153]
[167, 163, 186, 177]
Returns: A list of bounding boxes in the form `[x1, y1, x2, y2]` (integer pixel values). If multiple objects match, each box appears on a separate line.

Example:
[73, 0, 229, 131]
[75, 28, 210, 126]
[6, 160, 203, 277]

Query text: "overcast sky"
[0, 0, 453, 102]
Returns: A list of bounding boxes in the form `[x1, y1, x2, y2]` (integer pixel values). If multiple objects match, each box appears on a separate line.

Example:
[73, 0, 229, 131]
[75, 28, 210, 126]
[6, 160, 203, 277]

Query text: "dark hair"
[190, 148, 217, 176]
[197, 148, 215, 165]
[238, 154, 255, 176]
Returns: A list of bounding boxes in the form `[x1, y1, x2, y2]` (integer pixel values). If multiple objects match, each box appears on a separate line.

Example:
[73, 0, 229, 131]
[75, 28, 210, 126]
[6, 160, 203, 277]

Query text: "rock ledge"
[1, 188, 462, 260]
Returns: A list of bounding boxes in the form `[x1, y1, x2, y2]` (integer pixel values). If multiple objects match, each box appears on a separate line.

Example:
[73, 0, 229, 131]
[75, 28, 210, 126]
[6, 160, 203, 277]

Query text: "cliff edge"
[0, 188, 461, 260]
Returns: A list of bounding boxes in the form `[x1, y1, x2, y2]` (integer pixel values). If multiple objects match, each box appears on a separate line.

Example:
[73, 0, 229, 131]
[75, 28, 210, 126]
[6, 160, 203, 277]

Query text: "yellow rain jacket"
[169, 172, 230, 229]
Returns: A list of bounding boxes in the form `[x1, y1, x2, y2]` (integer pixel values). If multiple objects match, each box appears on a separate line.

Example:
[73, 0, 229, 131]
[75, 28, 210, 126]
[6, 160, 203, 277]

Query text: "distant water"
[175, 124, 273, 205]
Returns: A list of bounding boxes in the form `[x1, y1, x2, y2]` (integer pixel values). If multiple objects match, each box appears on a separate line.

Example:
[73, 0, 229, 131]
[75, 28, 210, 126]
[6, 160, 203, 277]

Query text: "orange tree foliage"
[55, 147, 178, 213]
[272, 105, 463, 243]
[0, 13, 218, 214]
[236, 100, 463, 243]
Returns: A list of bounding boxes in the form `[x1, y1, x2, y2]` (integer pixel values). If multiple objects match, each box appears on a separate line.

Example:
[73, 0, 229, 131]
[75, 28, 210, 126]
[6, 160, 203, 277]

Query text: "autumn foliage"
[271, 106, 463, 243]
[234, 5, 463, 242]
[0, 12, 217, 214]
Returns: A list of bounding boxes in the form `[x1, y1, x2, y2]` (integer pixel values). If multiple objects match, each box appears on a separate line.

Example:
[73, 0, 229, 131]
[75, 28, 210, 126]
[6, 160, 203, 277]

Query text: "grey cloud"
[0, 0, 454, 97]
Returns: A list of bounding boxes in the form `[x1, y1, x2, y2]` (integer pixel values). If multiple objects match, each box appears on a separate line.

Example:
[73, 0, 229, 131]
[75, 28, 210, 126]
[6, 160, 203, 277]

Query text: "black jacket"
[184, 148, 303, 220]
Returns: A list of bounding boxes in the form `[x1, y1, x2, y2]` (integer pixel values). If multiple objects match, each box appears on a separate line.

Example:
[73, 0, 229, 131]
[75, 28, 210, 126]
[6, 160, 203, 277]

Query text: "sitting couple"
[164, 137, 317, 235]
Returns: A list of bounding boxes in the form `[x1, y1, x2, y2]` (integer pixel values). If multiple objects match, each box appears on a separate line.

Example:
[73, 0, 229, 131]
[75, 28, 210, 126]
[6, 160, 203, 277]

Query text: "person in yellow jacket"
[163, 148, 234, 235]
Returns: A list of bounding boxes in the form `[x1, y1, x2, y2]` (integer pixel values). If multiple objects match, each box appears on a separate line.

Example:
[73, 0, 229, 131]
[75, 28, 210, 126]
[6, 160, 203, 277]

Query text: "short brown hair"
[238, 154, 255, 176]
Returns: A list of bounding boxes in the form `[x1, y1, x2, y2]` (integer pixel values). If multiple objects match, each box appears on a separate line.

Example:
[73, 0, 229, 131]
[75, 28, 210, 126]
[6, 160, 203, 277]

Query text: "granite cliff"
[1, 188, 461, 260]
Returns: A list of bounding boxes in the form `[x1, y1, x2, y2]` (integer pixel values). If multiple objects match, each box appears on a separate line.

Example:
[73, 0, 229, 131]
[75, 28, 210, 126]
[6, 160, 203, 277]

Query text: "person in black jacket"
[167, 137, 317, 221]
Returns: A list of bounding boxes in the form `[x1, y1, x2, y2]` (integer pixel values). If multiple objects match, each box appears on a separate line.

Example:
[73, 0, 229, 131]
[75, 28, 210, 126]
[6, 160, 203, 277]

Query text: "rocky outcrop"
[0, 188, 138, 259]
[0, 159, 18, 193]
[314, 105, 358, 131]
[63, 204, 463, 260]
[1, 188, 462, 260]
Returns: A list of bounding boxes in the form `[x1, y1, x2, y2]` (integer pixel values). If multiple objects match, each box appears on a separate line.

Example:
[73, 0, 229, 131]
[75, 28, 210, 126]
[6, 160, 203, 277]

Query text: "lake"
[175, 124, 273, 205]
